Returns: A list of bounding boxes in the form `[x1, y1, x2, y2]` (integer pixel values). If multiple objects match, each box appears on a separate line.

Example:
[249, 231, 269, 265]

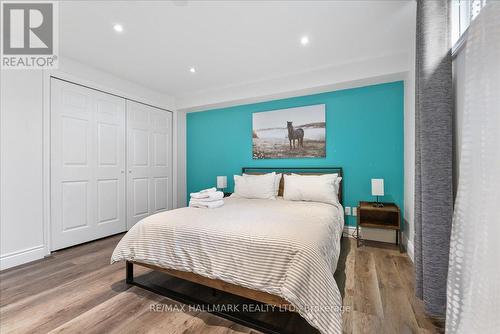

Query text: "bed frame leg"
[126, 261, 134, 284]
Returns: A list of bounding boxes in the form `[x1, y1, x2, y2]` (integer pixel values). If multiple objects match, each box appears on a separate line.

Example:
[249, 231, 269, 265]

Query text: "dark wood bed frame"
[126, 167, 343, 334]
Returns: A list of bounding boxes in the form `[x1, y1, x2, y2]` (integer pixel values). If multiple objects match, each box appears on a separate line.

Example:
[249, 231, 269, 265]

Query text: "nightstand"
[356, 201, 402, 252]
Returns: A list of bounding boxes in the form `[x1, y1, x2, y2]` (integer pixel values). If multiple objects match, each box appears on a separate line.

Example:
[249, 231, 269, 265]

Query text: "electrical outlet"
[352, 207, 357, 216]
[344, 206, 351, 215]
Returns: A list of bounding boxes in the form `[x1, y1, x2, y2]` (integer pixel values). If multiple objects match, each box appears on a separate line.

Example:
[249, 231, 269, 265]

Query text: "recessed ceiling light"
[300, 35, 309, 46]
[113, 24, 124, 33]
[189, 67, 196, 73]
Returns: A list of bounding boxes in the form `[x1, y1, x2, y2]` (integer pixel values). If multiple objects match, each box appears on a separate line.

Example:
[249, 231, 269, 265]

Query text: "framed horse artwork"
[252, 104, 326, 159]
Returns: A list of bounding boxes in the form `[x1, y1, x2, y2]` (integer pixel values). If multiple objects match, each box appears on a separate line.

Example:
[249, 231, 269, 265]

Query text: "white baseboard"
[404, 234, 414, 263]
[343, 225, 358, 238]
[0, 245, 45, 270]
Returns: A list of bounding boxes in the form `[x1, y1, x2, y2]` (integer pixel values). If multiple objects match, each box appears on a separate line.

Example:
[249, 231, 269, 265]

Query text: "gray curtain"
[415, 0, 453, 317]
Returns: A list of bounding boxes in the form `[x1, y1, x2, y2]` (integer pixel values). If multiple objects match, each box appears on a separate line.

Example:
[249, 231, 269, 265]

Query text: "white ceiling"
[60, 0, 415, 102]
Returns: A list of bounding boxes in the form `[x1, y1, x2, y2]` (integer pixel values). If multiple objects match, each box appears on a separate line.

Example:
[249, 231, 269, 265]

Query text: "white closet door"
[51, 79, 126, 250]
[127, 100, 172, 229]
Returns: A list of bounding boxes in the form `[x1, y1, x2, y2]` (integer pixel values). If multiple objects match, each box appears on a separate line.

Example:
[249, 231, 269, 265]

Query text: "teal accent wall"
[187, 81, 404, 226]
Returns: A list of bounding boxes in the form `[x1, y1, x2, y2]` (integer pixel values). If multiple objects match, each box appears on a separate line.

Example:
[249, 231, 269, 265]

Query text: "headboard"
[241, 167, 343, 204]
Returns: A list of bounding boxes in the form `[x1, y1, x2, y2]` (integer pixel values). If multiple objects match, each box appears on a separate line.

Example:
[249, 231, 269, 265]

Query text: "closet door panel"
[51, 79, 126, 250]
[153, 177, 169, 212]
[94, 91, 126, 238]
[150, 108, 172, 214]
[127, 101, 172, 229]
[51, 80, 94, 249]
[127, 102, 151, 228]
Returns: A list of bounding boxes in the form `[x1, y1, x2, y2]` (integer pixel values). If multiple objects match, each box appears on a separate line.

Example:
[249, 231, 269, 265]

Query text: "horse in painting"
[287, 121, 304, 149]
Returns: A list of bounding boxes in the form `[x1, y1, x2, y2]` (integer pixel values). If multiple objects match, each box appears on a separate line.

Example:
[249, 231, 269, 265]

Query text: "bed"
[111, 167, 344, 334]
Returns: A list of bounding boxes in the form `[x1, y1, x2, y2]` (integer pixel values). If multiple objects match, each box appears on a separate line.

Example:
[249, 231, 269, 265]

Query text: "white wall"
[176, 110, 187, 207]
[178, 53, 411, 112]
[1, 70, 46, 269]
[403, 5, 417, 262]
[0, 57, 176, 270]
[48, 58, 176, 111]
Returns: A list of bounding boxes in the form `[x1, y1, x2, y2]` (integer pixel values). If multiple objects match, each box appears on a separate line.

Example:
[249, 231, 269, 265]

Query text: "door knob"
[121, 170, 125, 174]
[128, 170, 132, 173]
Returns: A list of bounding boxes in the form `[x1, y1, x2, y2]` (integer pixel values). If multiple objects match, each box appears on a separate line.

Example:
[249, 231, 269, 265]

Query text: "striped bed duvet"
[111, 197, 344, 334]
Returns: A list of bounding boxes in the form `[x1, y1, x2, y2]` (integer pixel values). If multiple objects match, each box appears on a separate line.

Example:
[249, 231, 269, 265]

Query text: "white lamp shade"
[217, 176, 227, 189]
[371, 179, 384, 196]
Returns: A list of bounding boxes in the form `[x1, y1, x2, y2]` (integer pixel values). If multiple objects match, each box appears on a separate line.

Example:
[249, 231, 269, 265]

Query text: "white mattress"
[111, 197, 344, 334]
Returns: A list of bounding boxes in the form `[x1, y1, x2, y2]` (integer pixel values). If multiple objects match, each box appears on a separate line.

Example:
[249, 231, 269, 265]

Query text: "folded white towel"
[190, 193, 208, 199]
[190, 187, 217, 199]
[190, 191, 224, 201]
[189, 199, 224, 209]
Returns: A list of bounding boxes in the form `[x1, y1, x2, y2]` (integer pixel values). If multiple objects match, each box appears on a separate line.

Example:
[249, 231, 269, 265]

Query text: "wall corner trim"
[404, 234, 414, 263]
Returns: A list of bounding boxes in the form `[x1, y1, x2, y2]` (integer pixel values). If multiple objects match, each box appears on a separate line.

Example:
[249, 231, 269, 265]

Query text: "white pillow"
[234, 172, 276, 199]
[284, 173, 339, 205]
[290, 173, 340, 194]
[291, 173, 338, 178]
[334, 177, 342, 195]
[243, 172, 282, 196]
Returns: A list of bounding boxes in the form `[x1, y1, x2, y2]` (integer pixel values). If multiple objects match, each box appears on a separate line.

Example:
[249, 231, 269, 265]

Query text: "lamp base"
[372, 196, 384, 207]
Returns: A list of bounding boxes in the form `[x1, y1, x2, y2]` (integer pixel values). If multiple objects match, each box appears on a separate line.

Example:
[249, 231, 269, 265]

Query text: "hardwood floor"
[0, 235, 443, 334]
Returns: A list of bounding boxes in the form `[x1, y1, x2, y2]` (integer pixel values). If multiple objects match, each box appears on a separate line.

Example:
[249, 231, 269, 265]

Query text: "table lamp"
[371, 178, 384, 207]
[217, 176, 227, 193]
